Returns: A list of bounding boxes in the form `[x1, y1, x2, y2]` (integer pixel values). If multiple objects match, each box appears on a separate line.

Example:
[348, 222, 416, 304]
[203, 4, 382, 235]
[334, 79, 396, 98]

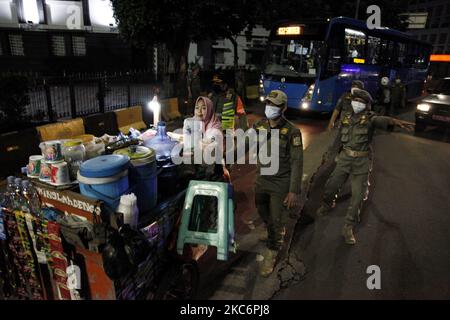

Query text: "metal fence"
[20, 71, 158, 122]
[5, 68, 262, 124]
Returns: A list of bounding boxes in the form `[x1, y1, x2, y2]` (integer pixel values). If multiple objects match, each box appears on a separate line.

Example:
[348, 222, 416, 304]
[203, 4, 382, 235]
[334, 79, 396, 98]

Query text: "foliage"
[0, 74, 30, 124]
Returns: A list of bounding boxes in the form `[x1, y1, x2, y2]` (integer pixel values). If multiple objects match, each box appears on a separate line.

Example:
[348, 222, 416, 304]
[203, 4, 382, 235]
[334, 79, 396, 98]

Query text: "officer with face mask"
[316, 88, 414, 245]
[328, 80, 365, 131]
[253, 90, 303, 277]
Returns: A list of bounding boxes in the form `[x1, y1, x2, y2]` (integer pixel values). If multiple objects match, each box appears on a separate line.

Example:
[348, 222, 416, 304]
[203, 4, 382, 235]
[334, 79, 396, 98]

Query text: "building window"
[214, 50, 225, 64]
[431, 17, 440, 28]
[429, 34, 437, 44]
[420, 34, 428, 42]
[51, 35, 66, 56]
[435, 5, 443, 17]
[438, 33, 447, 44]
[9, 34, 25, 56]
[72, 36, 86, 56]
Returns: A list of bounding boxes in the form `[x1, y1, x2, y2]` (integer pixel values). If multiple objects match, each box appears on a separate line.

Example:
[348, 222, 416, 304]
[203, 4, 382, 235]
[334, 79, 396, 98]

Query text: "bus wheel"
[155, 260, 199, 300]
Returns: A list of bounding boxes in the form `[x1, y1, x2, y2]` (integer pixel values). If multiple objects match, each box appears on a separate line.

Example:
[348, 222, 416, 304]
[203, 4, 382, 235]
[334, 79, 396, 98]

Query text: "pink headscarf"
[195, 96, 221, 132]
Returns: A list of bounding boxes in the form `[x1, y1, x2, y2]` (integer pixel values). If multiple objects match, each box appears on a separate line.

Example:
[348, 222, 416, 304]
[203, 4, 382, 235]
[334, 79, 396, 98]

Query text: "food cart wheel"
[154, 259, 199, 300]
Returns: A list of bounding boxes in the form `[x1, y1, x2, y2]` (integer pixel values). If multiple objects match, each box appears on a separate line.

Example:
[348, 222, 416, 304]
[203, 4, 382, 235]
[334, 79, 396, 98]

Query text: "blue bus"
[260, 17, 432, 113]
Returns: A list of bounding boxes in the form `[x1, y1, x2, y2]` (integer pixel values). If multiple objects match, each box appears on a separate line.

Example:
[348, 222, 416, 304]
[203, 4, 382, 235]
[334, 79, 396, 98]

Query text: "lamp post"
[355, 0, 361, 19]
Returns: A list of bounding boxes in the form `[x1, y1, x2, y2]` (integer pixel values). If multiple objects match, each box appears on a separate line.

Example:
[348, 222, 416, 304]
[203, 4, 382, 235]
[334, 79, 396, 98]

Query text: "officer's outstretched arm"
[372, 116, 414, 132]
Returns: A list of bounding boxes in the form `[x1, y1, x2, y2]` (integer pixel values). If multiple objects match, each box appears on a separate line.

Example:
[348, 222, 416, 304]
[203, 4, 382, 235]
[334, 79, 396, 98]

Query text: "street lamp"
[148, 95, 161, 126]
[355, 0, 361, 19]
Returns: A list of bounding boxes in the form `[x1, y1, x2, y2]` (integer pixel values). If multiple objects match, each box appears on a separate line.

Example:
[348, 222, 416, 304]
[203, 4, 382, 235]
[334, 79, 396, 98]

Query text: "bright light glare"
[417, 103, 430, 112]
[89, 0, 116, 27]
[301, 102, 309, 109]
[23, 0, 40, 24]
[148, 96, 161, 112]
[260, 96, 265, 102]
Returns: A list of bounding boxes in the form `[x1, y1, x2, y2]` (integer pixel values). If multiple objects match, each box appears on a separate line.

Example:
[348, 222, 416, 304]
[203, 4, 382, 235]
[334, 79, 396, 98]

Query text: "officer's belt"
[343, 147, 369, 158]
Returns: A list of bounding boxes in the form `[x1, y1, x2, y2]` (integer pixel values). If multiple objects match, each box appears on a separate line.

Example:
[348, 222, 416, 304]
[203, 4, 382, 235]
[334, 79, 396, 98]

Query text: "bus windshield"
[264, 39, 323, 78]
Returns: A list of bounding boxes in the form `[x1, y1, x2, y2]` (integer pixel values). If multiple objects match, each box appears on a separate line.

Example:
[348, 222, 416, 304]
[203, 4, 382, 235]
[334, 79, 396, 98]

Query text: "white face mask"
[351, 101, 366, 114]
[395, 79, 401, 84]
[265, 105, 282, 119]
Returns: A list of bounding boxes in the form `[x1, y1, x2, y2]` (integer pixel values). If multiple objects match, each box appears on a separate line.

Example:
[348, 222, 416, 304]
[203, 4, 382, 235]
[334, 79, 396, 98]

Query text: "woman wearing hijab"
[183, 96, 222, 148]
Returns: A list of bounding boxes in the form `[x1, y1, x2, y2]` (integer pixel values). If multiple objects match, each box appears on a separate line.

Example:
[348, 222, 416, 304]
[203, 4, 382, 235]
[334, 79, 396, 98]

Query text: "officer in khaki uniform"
[254, 90, 303, 277]
[327, 80, 365, 131]
[316, 88, 414, 244]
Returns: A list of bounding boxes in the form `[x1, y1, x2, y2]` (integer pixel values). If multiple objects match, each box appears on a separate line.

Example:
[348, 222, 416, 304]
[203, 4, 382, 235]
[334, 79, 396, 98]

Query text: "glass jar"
[63, 140, 86, 181]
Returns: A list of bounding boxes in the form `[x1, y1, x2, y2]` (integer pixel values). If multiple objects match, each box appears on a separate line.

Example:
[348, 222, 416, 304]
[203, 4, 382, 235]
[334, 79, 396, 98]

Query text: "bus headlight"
[301, 102, 309, 109]
[303, 84, 315, 102]
[260, 96, 265, 102]
[417, 103, 430, 112]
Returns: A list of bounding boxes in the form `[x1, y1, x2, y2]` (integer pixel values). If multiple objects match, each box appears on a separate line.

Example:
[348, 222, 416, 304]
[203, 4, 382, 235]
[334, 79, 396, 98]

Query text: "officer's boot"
[260, 248, 278, 277]
[342, 224, 356, 245]
[316, 202, 331, 217]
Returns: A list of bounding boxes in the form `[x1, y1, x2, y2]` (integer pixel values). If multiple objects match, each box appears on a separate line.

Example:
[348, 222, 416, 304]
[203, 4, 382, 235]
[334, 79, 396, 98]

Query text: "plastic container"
[63, 140, 86, 181]
[85, 142, 105, 159]
[77, 155, 130, 212]
[116, 193, 139, 230]
[114, 146, 157, 214]
[144, 122, 178, 162]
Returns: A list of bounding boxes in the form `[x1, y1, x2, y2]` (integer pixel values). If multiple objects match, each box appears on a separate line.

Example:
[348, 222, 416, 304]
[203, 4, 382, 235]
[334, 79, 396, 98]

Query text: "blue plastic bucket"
[78, 155, 130, 212]
[114, 146, 157, 214]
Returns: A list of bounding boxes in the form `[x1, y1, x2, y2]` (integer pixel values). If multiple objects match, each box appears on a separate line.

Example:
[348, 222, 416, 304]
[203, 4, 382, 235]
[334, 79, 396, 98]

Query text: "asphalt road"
[274, 119, 450, 299]
[196, 104, 329, 299]
[199, 102, 450, 300]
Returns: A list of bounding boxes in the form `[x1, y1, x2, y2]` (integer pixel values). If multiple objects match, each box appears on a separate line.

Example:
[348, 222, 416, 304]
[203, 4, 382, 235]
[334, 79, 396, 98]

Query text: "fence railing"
[3, 68, 262, 125]
[21, 71, 158, 122]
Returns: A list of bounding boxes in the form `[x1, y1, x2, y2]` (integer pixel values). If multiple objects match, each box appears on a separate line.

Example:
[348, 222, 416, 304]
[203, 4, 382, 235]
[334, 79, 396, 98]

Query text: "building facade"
[406, 0, 450, 78]
[0, 0, 152, 76]
[188, 26, 270, 70]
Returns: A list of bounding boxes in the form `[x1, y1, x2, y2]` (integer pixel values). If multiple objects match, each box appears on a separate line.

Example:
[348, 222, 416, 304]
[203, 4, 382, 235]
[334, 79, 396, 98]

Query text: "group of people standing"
[183, 68, 413, 278]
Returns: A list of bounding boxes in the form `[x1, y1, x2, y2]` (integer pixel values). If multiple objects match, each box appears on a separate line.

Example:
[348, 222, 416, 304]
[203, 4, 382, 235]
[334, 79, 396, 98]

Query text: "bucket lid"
[73, 134, 95, 144]
[80, 154, 130, 178]
[114, 146, 155, 163]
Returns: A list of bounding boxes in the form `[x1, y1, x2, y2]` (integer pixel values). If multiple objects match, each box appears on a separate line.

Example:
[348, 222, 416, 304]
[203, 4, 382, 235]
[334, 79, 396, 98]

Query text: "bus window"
[264, 39, 323, 77]
[391, 42, 406, 67]
[405, 42, 418, 67]
[367, 36, 381, 64]
[344, 28, 366, 62]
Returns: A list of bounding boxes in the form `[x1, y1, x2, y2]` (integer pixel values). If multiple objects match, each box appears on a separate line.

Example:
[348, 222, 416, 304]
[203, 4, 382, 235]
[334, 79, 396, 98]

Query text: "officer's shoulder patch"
[292, 135, 302, 147]
[254, 119, 268, 130]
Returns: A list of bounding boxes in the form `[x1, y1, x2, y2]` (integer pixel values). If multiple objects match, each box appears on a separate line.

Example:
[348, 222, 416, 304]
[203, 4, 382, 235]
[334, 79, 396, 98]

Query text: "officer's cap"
[265, 90, 287, 107]
[351, 88, 373, 104]
[352, 80, 364, 89]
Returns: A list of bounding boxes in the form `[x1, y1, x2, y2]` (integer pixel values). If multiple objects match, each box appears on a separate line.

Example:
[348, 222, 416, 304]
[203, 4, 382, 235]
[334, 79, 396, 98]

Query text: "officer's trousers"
[255, 191, 287, 251]
[322, 164, 368, 227]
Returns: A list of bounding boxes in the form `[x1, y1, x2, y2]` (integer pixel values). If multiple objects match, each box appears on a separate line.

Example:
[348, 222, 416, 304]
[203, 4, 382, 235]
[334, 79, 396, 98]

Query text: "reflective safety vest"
[221, 101, 235, 130]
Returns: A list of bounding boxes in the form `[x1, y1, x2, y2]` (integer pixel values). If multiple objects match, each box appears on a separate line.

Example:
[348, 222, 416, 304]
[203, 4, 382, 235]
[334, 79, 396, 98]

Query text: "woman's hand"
[284, 192, 300, 210]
